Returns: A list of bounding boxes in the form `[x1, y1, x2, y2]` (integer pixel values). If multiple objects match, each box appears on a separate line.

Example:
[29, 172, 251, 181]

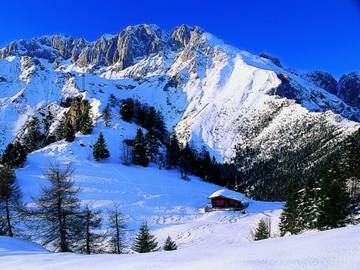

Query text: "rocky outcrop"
[337, 72, 360, 108]
[306, 71, 338, 95]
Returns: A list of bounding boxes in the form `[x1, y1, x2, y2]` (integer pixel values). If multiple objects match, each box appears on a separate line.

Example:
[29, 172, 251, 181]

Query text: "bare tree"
[31, 163, 82, 252]
[108, 203, 127, 254]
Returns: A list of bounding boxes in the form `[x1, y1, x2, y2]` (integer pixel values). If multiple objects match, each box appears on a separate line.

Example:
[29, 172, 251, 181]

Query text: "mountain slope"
[0, 24, 359, 199]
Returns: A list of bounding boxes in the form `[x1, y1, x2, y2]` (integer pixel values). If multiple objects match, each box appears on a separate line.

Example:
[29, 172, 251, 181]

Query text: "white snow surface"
[1, 224, 359, 270]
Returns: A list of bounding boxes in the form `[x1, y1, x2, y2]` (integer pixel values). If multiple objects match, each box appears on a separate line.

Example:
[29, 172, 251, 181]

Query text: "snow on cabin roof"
[208, 189, 248, 202]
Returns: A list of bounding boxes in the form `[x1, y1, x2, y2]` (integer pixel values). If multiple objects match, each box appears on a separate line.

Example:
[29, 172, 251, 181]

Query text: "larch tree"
[31, 163, 82, 252]
[108, 204, 127, 254]
[0, 165, 23, 237]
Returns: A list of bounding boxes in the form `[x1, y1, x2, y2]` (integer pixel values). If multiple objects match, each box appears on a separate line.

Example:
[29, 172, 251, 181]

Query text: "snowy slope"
[1, 223, 359, 270]
[15, 120, 282, 243]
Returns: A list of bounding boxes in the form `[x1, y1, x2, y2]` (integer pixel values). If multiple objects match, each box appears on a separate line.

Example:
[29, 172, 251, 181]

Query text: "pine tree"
[64, 121, 76, 142]
[120, 99, 134, 122]
[102, 104, 111, 127]
[22, 116, 45, 152]
[77, 205, 103, 254]
[93, 133, 110, 161]
[297, 180, 321, 230]
[132, 129, 149, 167]
[1, 142, 27, 168]
[108, 204, 127, 254]
[145, 131, 159, 162]
[0, 165, 23, 237]
[166, 133, 181, 168]
[78, 100, 93, 134]
[163, 236, 177, 251]
[132, 222, 158, 253]
[31, 163, 82, 252]
[279, 182, 301, 236]
[317, 171, 351, 230]
[179, 143, 195, 179]
[253, 218, 271, 240]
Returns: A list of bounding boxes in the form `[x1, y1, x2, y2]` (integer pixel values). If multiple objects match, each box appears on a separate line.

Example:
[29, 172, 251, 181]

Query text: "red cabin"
[208, 189, 248, 210]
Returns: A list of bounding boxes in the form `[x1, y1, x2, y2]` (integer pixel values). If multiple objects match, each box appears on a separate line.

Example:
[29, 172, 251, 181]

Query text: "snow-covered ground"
[1, 224, 359, 270]
[14, 119, 283, 246]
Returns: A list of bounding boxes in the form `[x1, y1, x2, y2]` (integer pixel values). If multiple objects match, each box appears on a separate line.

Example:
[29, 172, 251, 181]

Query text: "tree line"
[0, 163, 177, 254]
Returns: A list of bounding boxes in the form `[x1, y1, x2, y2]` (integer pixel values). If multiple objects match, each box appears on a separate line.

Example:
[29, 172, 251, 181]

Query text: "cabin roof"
[208, 189, 248, 202]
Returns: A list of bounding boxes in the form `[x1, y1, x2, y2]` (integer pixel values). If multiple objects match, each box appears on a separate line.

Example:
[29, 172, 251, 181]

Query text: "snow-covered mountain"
[0, 23, 359, 169]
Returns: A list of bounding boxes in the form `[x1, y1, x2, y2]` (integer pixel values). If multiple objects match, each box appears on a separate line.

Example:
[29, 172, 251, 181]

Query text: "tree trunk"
[115, 213, 120, 254]
[5, 199, 13, 237]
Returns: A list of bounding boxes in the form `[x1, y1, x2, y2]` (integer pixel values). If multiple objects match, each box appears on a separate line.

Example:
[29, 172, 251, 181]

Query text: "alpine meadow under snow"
[0, 23, 360, 269]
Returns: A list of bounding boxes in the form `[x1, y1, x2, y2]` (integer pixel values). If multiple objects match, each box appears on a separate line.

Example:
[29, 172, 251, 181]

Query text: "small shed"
[208, 189, 249, 210]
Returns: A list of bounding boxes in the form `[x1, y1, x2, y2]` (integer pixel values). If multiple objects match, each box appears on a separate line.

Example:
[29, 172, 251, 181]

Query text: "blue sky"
[1, 0, 359, 78]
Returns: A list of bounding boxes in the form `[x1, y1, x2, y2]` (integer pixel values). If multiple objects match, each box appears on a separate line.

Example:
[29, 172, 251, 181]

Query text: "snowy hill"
[15, 121, 282, 241]
[1, 222, 359, 270]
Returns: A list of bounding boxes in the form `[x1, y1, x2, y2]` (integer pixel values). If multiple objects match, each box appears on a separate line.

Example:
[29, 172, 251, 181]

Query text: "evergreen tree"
[166, 133, 181, 168]
[77, 205, 103, 254]
[253, 218, 271, 240]
[120, 99, 134, 122]
[279, 182, 301, 236]
[31, 163, 82, 252]
[163, 236, 177, 251]
[22, 116, 45, 152]
[317, 171, 351, 230]
[108, 204, 127, 254]
[93, 133, 110, 161]
[0, 165, 23, 237]
[64, 121, 76, 142]
[179, 143, 195, 179]
[132, 129, 149, 167]
[102, 104, 111, 127]
[145, 131, 159, 163]
[1, 142, 27, 168]
[132, 222, 158, 253]
[297, 180, 321, 230]
[78, 100, 93, 134]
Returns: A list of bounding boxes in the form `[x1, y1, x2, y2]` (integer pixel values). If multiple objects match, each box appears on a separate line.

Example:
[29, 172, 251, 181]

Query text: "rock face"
[306, 71, 338, 95]
[337, 72, 360, 108]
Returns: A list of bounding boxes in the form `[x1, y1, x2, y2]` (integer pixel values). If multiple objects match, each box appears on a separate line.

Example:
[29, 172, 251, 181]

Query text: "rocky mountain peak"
[305, 71, 338, 95]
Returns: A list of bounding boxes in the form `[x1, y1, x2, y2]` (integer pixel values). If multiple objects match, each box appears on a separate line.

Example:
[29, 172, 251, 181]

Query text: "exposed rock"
[306, 71, 338, 95]
[337, 72, 360, 108]
[260, 53, 282, 67]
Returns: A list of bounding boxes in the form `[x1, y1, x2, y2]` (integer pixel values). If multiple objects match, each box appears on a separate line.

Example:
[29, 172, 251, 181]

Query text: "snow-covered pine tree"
[21, 116, 45, 152]
[93, 132, 110, 161]
[132, 222, 158, 253]
[297, 180, 321, 231]
[0, 165, 23, 237]
[77, 205, 103, 254]
[253, 217, 271, 240]
[102, 104, 111, 127]
[163, 236, 177, 251]
[132, 128, 149, 167]
[279, 182, 301, 236]
[1, 142, 27, 168]
[31, 163, 82, 252]
[145, 131, 159, 163]
[108, 204, 127, 254]
[166, 133, 181, 169]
